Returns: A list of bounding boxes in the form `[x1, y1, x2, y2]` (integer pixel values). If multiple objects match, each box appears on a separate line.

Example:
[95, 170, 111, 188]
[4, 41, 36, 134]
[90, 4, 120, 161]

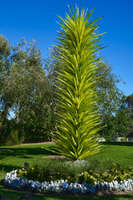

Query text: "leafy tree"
[126, 94, 133, 113]
[114, 99, 131, 138]
[96, 62, 122, 115]
[44, 47, 59, 138]
[0, 36, 12, 143]
[125, 94, 133, 135]
[54, 8, 103, 160]
[0, 38, 53, 144]
[0, 36, 10, 116]
[96, 62, 131, 141]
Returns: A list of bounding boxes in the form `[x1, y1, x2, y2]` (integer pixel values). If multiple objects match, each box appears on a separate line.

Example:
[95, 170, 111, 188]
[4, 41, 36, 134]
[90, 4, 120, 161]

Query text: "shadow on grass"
[0, 144, 57, 160]
[0, 185, 133, 200]
[0, 144, 58, 174]
[0, 163, 22, 173]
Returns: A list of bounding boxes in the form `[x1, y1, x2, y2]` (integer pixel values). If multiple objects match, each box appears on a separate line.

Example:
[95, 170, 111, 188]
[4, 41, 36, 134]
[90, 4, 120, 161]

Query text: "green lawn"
[0, 185, 133, 200]
[0, 142, 133, 199]
[88, 142, 133, 170]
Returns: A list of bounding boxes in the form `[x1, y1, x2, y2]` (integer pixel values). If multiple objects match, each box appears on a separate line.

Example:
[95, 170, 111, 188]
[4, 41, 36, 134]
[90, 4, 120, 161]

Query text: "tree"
[125, 94, 133, 136]
[96, 62, 131, 141]
[126, 94, 133, 114]
[96, 62, 123, 115]
[0, 38, 53, 144]
[0, 35, 10, 115]
[115, 98, 131, 138]
[54, 8, 103, 160]
[44, 47, 59, 138]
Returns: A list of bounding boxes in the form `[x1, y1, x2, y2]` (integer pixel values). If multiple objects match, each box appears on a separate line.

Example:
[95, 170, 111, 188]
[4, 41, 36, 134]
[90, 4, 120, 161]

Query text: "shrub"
[17, 160, 89, 182]
[5, 129, 24, 145]
[17, 162, 133, 185]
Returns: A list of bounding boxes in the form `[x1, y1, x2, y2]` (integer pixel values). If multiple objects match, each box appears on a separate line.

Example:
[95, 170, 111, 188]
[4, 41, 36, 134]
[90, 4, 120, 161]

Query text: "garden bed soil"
[21, 141, 54, 145]
[47, 155, 65, 159]
[0, 149, 14, 153]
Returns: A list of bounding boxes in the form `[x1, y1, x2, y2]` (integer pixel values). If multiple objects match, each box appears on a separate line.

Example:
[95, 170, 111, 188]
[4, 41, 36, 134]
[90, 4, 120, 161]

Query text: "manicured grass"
[1, 142, 133, 199]
[0, 143, 56, 179]
[0, 142, 133, 177]
[88, 142, 133, 170]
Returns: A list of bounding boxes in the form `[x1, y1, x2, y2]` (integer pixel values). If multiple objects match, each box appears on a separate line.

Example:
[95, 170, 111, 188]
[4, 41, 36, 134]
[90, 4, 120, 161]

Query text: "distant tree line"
[0, 35, 131, 145]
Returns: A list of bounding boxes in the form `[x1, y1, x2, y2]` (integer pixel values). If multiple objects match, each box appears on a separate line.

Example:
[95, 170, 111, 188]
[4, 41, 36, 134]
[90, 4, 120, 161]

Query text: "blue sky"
[0, 0, 133, 96]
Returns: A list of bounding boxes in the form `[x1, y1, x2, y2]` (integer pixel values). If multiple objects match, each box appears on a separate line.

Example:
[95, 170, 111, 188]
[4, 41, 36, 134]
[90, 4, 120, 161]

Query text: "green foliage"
[126, 94, 133, 106]
[0, 37, 54, 144]
[96, 62, 131, 141]
[114, 103, 131, 138]
[5, 129, 24, 145]
[17, 160, 88, 182]
[78, 171, 97, 185]
[54, 8, 103, 160]
[126, 93, 133, 124]
[17, 162, 133, 185]
[18, 166, 51, 182]
[78, 164, 133, 185]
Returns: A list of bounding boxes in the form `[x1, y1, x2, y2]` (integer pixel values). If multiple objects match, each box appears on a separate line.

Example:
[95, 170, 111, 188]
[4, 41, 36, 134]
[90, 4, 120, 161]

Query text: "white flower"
[4, 169, 133, 194]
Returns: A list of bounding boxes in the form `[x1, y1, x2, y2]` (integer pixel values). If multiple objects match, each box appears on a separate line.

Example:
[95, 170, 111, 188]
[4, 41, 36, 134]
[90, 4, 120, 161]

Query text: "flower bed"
[3, 169, 133, 194]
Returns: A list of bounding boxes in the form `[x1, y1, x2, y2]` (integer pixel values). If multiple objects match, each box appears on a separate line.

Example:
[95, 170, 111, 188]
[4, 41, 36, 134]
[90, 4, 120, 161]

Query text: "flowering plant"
[3, 168, 133, 194]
